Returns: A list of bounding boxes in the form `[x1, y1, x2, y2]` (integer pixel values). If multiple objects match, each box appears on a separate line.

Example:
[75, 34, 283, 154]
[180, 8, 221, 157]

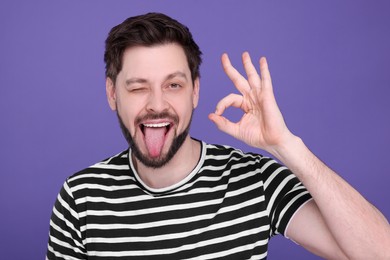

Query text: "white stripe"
[275, 190, 310, 233]
[50, 219, 84, 249]
[78, 195, 223, 218]
[48, 235, 85, 256]
[260, 159, 279, 173]
[186, 240, 268, 260]
[61, 183, 80, 220]
[91, 163, 130, 170]
[47, 244, 81, 260]
[70, 173, 132, 182]
[52, 206, 82, 240]
[263, 166, 288, 190]
[266, 174, 296, 215]
[71, 183, 136, 193]
[200, 160, 257, 177]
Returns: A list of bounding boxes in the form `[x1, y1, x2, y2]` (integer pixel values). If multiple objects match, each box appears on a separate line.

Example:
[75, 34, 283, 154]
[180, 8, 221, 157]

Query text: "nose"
[145, 88, 169, 113]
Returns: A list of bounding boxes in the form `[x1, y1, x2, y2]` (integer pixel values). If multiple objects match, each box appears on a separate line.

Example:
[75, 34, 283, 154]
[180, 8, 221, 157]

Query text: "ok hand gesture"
[209, 52, 294, 154]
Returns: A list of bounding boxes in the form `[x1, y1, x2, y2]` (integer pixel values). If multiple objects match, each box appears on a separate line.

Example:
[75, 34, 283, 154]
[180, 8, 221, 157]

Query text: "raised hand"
[208, 52, 294, 153]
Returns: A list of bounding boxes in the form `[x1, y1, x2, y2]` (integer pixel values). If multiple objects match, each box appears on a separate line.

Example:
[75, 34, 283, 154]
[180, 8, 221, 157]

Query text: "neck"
[132, 137, 201, 189]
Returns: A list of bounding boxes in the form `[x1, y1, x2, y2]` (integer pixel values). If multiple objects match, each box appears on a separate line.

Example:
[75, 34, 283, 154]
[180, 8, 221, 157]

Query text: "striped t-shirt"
[47, 141, 312, 259]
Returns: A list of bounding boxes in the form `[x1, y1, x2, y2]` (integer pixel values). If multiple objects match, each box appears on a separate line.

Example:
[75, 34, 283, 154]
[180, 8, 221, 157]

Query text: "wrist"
[269, 134, 304, 164]
[268, 134, 322, 183]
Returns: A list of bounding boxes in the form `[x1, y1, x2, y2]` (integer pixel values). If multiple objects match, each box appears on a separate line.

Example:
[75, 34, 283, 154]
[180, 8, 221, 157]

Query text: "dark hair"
[104, 12, 202, 84]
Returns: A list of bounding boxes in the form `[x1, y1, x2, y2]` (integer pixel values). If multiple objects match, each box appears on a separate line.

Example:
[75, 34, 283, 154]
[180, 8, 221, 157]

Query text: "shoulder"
[203, 142, 275, 168]
[204, 142, 257, 159]
[202, 142, 290, 180]
[66, 149, 131, 188]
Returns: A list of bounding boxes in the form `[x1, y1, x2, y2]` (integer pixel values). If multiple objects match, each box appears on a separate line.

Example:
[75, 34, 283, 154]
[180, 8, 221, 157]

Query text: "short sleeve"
[260, 157, 312, 237]
[46, 180, 87, 259]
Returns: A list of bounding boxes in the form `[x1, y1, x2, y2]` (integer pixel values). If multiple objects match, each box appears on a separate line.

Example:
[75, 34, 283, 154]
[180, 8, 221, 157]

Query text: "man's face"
[106, 43, 199, 168]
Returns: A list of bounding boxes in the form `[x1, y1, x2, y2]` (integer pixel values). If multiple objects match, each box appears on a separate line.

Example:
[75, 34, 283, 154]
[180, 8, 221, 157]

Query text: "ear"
[106, 77, 117, 111]
[192, 77, 200, 109]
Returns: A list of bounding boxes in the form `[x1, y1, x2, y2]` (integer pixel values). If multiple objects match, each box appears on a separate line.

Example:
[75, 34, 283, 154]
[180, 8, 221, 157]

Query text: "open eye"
[169, 83, 181, 89]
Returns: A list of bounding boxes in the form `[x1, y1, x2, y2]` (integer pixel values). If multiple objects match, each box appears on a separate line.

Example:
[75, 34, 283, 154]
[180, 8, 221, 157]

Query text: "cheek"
[116, 103, 140, 134]
[176, 99, 195, 122]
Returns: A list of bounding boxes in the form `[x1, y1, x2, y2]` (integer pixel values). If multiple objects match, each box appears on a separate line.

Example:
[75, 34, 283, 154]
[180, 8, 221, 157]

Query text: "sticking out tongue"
[144, 127, 167, 158]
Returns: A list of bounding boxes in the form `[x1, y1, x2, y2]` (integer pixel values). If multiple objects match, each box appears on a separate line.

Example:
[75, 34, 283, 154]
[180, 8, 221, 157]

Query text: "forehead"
[120, 43, 190, 80]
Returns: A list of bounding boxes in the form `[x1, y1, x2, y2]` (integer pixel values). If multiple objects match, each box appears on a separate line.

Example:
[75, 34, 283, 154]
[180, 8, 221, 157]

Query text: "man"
[46, 12, 390, 259]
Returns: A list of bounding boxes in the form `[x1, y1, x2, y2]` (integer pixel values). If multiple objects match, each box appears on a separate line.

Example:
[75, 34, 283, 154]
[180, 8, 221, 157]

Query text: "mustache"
[135, 111, 179, 125]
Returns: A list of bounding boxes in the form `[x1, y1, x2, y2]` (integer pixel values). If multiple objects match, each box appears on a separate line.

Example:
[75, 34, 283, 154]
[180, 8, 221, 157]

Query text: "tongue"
[144, 127, 166, 158]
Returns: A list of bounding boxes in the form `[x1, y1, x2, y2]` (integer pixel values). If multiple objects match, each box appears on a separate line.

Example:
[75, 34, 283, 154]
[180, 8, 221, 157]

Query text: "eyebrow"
[165, 71, 188, 82]
[125, 71, 188, 86]
[125, 78, 147, 86]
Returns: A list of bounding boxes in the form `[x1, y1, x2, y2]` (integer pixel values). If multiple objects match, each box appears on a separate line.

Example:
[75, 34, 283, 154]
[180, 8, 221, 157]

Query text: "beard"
[116, 110, 193, 169]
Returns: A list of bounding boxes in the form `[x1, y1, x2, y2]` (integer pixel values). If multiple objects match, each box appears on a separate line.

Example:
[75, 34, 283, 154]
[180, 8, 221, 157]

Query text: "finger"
[259, 57, 273, 90]
[221, 53, 251, 94]
[258, 57, 279, 107]
[242, 52, 262, 90]
[214, 93, 244, 115]
[208, 113, 239, 139]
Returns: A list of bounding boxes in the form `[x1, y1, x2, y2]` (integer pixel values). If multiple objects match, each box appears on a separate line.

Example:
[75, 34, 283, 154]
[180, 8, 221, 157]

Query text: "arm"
[278, 136, 390, 259]
[209, 52, 390, 259]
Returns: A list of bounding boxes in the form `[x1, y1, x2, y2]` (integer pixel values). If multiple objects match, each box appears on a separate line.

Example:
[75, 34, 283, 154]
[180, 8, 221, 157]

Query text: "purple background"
[1, 1, 389, 259]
